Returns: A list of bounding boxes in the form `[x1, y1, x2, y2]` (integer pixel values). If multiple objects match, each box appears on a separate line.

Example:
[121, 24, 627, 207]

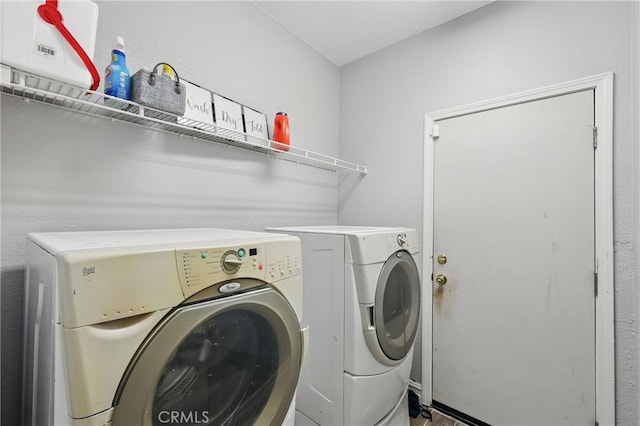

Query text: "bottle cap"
[115, 36, 125, 54]
[162, 64, 175, 79]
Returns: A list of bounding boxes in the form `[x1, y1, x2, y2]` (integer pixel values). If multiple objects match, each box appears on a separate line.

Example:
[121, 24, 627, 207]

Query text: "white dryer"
[266, 226, 421, 426]
[22, 228, 306, 426]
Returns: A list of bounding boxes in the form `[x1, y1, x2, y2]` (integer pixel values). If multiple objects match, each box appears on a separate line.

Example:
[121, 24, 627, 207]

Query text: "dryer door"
[374, 250, 421, 361]
[111, 286, 302, 426]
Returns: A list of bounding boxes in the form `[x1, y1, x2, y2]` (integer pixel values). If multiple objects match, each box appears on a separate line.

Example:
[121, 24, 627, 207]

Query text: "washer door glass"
[152, 309, 278, 425]
[374, 250, 421, 360]
[112, 286, 302, 426]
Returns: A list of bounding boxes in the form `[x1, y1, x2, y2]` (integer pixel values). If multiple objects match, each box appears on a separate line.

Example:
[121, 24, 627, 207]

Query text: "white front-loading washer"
[266, 226, 421, 426]
[22, 228, 306, 426]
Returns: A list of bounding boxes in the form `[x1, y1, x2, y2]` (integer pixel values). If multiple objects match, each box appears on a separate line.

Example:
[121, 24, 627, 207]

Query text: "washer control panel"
[175, 238, 302, 298]
[177, 244, 266, 290]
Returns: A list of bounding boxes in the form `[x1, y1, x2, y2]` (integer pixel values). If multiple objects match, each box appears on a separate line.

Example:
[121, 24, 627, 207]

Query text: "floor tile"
[409, 409, 460, 426]
[409, 414, 428, 426]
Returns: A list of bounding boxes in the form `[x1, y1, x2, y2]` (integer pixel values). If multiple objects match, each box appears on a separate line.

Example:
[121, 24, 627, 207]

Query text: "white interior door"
[431, 90, 595, 425]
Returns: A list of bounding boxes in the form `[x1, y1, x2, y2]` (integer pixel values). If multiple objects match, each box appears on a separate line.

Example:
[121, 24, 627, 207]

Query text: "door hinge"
[593, 126, 598, 149]
[431, 124, 440, 140]
[594, 272, 598, 297]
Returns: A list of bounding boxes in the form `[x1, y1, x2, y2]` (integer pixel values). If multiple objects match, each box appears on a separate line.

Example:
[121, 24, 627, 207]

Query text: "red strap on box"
[37, 0, 100, 91]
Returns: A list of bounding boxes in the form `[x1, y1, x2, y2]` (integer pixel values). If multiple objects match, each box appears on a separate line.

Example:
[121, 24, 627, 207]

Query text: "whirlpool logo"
[157, 411, 210, 424]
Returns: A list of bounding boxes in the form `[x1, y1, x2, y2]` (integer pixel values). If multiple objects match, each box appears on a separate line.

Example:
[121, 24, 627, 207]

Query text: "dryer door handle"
[300, 325, 309, 366]
[363, 304, 375, 331]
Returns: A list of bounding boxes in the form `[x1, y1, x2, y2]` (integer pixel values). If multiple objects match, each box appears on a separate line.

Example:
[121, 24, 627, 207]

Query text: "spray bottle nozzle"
[114, 36, 125, 53]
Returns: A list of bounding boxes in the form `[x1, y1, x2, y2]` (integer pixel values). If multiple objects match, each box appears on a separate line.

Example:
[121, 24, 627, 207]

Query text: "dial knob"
[397, 234, 407, 246]
[221, 250, 243, 274]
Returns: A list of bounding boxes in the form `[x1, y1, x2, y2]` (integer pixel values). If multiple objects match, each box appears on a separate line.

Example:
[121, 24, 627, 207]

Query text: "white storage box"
[178, 79, 215, 130]
[213, 93, 244, 142]
[1, 0, 99, 89]
[243, 105, 269, 145]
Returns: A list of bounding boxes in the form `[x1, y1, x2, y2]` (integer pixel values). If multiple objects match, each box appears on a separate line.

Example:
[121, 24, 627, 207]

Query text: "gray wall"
[338, 1, 639, 425]
[1, 2, 342, 424]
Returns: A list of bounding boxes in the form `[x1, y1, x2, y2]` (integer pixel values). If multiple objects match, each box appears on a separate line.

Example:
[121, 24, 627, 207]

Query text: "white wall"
[338, 1, 638, 424]
[634, 0, 640, 412]
[0, 2, 342, 424]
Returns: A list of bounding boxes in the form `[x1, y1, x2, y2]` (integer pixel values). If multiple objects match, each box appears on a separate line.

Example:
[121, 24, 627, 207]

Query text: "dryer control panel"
[386, 230, 419, 254]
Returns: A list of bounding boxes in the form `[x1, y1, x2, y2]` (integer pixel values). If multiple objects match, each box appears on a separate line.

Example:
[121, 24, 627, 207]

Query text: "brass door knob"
[435, 274, 448, 285]
[437, 254, 447, 265]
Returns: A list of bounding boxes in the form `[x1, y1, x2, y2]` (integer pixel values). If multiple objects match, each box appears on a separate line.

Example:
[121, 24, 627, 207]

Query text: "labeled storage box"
[213, 93, 244, 140]
[1, 0, 99, 88]
[178, 80, 215, 131]
[242, 106, 269, 145]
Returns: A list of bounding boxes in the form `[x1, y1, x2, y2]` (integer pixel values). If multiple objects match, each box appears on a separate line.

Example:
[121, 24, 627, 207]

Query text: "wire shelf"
[0, 65, 369, 174]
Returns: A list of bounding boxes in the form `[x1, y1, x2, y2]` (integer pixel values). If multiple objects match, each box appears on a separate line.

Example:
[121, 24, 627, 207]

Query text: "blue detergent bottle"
[104, 36, 130, 101]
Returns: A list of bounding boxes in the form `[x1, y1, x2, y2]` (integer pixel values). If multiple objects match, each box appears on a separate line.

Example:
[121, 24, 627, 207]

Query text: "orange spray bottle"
[273, 110, 290, 151]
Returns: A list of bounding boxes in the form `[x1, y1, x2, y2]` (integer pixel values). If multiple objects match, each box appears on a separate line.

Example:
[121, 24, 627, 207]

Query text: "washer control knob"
[221, 250, 243, 274]
[397, 233, 407, 246]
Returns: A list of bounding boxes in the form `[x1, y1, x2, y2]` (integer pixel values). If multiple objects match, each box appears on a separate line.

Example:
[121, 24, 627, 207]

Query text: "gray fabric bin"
[131, 63, 186, 116]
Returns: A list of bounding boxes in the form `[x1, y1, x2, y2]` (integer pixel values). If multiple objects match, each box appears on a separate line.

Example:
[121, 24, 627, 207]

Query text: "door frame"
[421, 73, 614, 425]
